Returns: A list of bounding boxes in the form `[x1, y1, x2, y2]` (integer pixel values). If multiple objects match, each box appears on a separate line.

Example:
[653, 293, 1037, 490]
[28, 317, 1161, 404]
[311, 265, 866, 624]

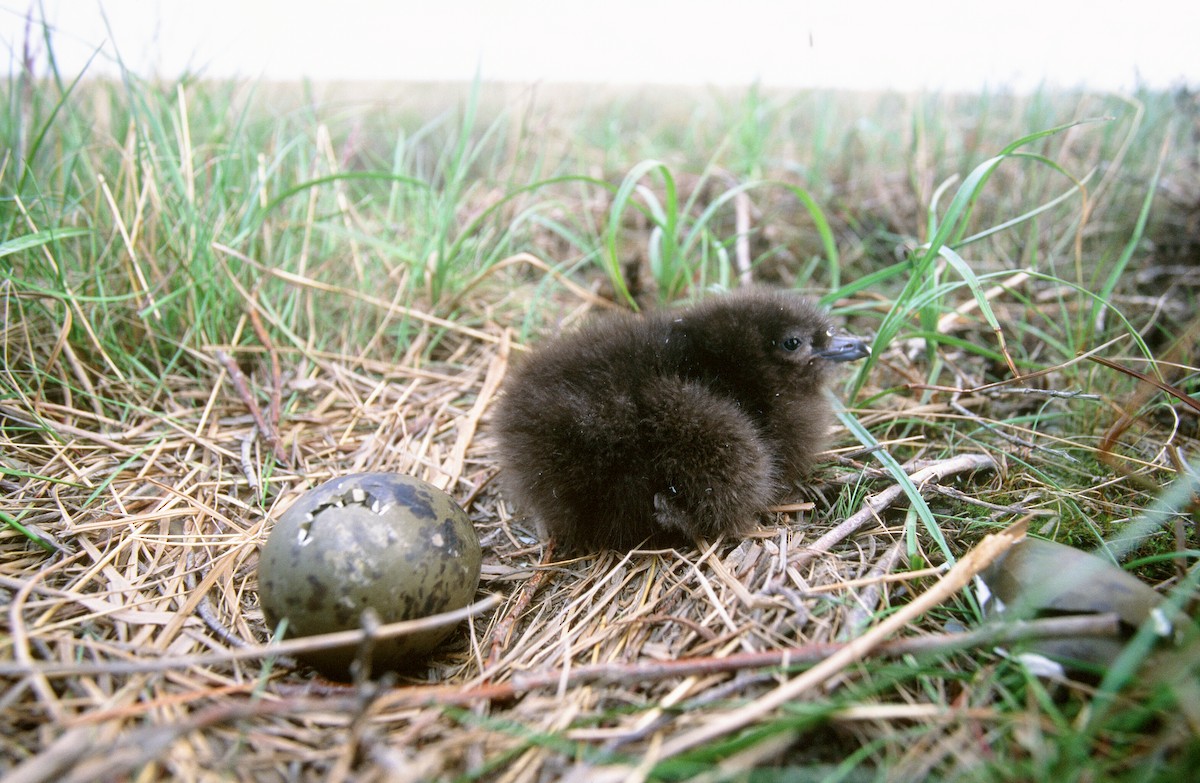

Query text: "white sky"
[1, 0, 1196, 91]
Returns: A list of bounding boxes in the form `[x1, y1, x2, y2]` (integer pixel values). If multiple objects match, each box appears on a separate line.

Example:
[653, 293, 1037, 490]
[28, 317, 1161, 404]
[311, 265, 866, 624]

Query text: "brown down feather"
[493, 287, 868, 551]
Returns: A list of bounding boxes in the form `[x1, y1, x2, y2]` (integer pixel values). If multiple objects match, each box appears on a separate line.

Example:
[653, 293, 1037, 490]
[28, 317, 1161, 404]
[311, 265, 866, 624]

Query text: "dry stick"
[927, 484, 1048, 517]
[238, 428, 261, 498]
[950, 398, 1078, 462]
[54, 610, 1121, 729]
[274, 612, 1123, 715]
[908, 334, 1127, 395]
[247, 301, 284, 442]
[0, 594, 503, 678]
[185, 552, 250, 649]
[798, 452, 997, 567]
[996, 387, 1100, 400]
[655, 518, 1030, 759]
[497, 608, 1111, 698]
[214, 350, 289, 465]
[485, 539, 557, 671]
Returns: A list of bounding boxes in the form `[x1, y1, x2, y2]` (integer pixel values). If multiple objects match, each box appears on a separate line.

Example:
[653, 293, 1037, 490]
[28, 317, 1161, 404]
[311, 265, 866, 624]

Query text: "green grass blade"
[833, 396, 953, 563]
[0, 227, 92, 260]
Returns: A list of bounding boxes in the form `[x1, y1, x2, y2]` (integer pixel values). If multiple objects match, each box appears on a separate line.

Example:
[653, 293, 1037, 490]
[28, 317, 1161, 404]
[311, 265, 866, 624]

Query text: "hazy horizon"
[2, 1, 1196, 93]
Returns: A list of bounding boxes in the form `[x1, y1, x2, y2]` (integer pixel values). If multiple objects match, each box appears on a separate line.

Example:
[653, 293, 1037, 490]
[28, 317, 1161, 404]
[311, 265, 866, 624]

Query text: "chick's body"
[495, 288, 868, 551]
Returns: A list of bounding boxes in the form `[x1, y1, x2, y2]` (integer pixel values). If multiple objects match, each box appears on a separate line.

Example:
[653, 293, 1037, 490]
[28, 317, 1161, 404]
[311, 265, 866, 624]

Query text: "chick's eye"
[781, 336, 802, 352]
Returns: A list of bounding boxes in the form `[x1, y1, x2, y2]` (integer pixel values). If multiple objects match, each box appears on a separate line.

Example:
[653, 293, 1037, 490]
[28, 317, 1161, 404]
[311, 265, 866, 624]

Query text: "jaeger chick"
[494, 288, 869, 551]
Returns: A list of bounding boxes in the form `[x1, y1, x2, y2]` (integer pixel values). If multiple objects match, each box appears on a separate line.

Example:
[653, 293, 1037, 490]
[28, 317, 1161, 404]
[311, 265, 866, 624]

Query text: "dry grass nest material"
[0, 280, 1185, 782]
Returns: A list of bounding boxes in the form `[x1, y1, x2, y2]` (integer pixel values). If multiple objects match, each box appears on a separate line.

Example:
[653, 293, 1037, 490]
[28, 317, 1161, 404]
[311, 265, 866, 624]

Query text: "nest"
[0, 276, 1181, 782]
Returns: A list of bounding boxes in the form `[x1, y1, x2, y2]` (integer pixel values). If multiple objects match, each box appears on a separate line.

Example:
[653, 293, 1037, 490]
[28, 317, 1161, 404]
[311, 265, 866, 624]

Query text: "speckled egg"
[258, 472, 481, 679]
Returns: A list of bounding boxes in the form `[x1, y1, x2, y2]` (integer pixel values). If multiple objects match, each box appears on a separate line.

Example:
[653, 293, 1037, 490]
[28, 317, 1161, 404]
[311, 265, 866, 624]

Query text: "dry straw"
[0, 275, 1135, 782]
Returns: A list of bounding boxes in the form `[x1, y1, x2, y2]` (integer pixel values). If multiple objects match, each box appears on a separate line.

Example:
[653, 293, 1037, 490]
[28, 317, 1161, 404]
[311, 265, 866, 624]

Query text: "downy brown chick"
[494, 288, 869, 551]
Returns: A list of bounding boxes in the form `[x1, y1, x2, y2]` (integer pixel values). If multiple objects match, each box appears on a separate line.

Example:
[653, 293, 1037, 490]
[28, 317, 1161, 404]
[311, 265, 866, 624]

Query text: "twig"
[485, 540, 556, 670]
[799, 452, 997, 564]
[928, 484, 1049, 517]
[950, 399, 1078, 462]
[184, 552, 250, 650]
[378, 607, 1114, 708]
[247, 300, 283, 436]
[991, 387, 1101, 400]
[214, 350, 289, 465]
[60, 610, 1122, 733]
[0, 594, 503, 678]
[908, 335, 1127, 395]
[238, 426, 261, 498]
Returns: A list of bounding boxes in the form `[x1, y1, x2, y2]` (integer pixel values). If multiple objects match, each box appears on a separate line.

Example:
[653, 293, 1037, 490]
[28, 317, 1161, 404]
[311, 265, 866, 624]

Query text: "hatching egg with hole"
[258, 472, 481, 679]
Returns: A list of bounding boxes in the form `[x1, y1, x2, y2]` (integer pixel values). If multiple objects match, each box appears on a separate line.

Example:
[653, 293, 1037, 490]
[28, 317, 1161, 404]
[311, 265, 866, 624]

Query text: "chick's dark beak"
[815, 334, 871, 363]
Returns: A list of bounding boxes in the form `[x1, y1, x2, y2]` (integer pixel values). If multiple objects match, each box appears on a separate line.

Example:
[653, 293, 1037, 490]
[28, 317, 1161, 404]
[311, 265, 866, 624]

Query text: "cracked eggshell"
[258, 472, 481, 679]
